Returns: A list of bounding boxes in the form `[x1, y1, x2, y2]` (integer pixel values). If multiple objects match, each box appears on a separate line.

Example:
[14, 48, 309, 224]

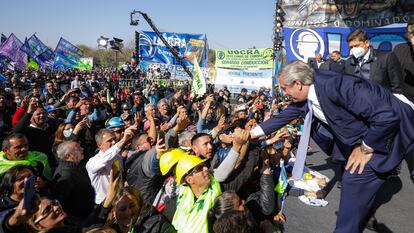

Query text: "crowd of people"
[0, 23, 413, 233]
[0, 54, 298, 233]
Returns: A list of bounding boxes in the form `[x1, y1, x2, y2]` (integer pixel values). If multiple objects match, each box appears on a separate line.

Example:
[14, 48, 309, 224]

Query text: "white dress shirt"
[86, 143, 122, 204]
[307, 85, 328, 124]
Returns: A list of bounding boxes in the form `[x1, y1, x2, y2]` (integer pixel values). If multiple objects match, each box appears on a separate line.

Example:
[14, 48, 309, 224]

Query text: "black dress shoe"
[366, 216, 378, 231]
[337, 181, 342, 189]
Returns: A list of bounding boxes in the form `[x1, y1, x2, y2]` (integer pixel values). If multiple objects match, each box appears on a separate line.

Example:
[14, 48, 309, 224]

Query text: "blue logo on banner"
[284, 27, 408, 63]
[217, 51, 225, 60]
[289, 28, 325, 62]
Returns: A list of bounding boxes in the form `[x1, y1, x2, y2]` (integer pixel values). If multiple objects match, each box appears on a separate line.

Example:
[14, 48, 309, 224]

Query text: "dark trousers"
[334, 163, 386, 233]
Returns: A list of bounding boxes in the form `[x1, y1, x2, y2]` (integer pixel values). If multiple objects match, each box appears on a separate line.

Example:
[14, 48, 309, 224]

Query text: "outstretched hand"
[103, 169, 122, 208]
[155, 135, 166, 159]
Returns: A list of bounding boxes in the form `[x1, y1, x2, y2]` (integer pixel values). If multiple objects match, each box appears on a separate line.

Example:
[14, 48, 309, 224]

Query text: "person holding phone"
[0, 195, 68, 232]
[0, 165, 35, 211]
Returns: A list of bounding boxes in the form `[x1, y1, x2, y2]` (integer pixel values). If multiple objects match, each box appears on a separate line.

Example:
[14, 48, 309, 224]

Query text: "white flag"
[191, 57, 207, 97]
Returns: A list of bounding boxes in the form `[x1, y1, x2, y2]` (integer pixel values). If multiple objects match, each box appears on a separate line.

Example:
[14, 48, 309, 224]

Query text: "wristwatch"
[360, 144, 374, 155]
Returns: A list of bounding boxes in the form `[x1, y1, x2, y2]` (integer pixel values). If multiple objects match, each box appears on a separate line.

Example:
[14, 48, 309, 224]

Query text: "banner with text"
[283, 0, 414, 28]
[214, 68, 273, 94]
[283, 26, 407, 63]
[139, 31, 208, 67]
[140, 61, 209, 81]
[215, 48, 274, 69]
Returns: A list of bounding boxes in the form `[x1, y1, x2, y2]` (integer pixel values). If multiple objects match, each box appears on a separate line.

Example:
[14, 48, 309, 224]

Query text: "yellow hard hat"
[159, 148, 188, 175]
[175, 155, 206, 184]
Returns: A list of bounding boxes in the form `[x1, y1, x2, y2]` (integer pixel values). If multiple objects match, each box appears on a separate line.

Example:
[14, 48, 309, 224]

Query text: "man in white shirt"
[86, 125, 136, 204]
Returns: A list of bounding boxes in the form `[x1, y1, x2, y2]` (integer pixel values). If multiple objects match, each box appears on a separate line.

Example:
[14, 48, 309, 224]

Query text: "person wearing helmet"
[121, 102, 130, 114]
[172, 155, 221, 233]
[108, 98, 121, 118]
[152, 148, 188, 215]
[106, 116, 125, 142]
[234, 104, 248, 120]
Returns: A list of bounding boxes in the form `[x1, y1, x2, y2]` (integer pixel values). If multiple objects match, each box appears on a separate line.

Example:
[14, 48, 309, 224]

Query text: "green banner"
[215, 48, 274, 69]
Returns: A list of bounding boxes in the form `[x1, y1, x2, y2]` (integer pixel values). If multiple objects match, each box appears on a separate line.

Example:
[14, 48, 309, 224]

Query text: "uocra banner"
[283, 26, 407, 63]
[283, 0, 414, 28]
[139, 31, 208, 67]
[215, 48, 274, 69]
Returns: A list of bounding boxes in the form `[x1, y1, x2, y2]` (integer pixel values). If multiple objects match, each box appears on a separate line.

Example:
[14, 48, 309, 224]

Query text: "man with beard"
[190, 128, 249, 183]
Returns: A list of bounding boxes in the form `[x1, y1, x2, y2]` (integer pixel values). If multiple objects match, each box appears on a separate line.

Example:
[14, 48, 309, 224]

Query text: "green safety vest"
[172, 175, 221, 233]
[0, 151, 52, 180]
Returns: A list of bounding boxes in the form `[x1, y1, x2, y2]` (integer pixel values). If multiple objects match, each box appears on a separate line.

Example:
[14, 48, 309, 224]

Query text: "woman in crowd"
[0, 165, 35, 211]
[51, 119, 88, 159]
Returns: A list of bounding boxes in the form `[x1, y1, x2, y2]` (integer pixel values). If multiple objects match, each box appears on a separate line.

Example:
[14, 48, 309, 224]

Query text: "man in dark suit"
[344, 29, 404, 94]
[328, 50, 345, 73]
[394, 19, 414, 101]
[344, 29, 407, 230]
[307, 53, 328, 70]
[250, 61, 414, 233]
[393, 20, 414, 183]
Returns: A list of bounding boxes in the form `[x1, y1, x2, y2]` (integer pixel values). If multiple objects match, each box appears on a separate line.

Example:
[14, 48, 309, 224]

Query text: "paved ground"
[283, 141, 414, 233]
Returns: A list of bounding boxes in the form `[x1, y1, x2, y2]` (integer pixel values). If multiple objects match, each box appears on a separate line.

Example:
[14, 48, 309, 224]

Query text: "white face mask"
[63, 128, 73, 138]
[350, 47, 366, 59]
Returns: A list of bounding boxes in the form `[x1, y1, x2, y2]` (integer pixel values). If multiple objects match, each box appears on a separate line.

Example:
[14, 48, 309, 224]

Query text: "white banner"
[214, 68, 273, 94]
[143, 62, 209, 81]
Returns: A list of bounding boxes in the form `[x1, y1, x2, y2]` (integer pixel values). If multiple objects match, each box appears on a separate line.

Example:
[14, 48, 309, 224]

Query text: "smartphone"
[157, 130, 166, 141]
[24, 175, 36, 211]
[287, 125, 293, 135]
[112, 159, 121, 179]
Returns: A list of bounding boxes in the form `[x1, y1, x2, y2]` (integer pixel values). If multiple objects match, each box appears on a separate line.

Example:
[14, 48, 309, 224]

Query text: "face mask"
[63, 128, 73, 138]
[350, 47, 366, 59]
[15, 99, 21, 106]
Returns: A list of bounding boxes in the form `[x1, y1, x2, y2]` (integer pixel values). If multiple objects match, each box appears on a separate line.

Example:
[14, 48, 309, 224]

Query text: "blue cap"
[44, 105, 57, 113]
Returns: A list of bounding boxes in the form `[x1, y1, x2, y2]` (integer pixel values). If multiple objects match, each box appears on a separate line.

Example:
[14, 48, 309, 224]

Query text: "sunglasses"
[34, 200, 61, 224]
[187, 164, 205, 177]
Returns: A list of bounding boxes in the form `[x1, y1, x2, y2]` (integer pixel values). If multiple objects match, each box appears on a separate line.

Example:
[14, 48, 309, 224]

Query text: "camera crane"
[131, 10, 193, 78]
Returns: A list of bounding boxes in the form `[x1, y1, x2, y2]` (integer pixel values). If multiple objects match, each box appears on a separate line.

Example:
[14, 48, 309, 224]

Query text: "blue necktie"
[292, 100, 313, 180]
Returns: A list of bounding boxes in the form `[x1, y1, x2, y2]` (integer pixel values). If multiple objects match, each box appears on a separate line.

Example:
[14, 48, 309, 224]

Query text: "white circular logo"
[290, 28, 325, 62]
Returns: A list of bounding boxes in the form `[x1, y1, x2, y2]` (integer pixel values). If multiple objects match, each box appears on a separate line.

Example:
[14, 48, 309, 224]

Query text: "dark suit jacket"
[344, 48, 404, 94]
[307, 58, 327, 70]
[259, 70, 414, 173]
[328, 59, 345, 73]
[393, 42, 414, 99]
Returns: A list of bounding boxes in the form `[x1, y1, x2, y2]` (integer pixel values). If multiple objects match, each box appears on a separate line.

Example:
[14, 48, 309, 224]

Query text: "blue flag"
[0, 34, 7, 45]
[53, 37, 82, 69]
[275, 160, 288, 212]
[20, 34, 55, 68]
